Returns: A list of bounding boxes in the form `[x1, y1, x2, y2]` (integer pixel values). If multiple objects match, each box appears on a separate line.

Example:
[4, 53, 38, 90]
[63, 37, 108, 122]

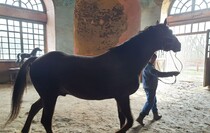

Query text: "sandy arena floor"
[0, 80, 210, 133]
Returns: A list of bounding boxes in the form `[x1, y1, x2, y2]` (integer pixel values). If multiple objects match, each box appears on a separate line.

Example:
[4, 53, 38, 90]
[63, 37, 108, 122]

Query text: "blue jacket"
[142, 63, 174, 89]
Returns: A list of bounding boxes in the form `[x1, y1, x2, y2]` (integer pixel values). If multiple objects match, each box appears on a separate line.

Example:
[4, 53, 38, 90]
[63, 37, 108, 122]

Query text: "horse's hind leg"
[41, 96, 57, 133]
[115, 96, 133, 133]
[22, 98, 43, 133]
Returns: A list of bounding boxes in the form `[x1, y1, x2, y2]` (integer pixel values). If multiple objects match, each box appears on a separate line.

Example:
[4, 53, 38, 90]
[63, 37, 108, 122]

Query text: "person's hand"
[172, 71, 180, 76]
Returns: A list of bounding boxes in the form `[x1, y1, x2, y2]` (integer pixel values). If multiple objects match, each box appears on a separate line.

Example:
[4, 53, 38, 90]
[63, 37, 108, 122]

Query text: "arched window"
[170, 0, 210, 15]
[168, 0, 210, 35]
[0, 0, 44, 11]
[0, 0, 46, 60]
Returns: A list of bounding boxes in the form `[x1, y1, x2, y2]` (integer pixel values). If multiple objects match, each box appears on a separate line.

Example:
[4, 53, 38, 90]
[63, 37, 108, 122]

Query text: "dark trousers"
[141, 87, 158, 115]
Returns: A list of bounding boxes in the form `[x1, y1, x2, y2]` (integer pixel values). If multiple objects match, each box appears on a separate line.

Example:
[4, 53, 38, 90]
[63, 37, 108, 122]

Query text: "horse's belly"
[61, 84, 114, 100]
[61, 78, 139, 100]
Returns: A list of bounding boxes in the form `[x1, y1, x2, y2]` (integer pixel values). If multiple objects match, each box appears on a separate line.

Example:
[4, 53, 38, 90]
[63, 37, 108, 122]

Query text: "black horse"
[5, 20, 181, 133]
[16, 47, 42, 63]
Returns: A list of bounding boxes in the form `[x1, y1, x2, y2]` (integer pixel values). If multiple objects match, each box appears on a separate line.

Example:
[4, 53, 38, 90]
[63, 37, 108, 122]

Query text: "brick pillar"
[74, 0, 141, 56]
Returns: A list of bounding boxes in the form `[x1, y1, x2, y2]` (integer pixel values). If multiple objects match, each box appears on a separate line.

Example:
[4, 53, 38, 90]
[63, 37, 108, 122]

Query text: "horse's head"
[146, 19, 181, 52]
[31, 47, 42, 56]
[34, 47, 42, 51]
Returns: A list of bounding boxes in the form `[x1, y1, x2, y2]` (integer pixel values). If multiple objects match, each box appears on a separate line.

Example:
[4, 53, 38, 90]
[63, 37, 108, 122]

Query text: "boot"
[153, 112, 162, 121]
[136, 113, 146, 126]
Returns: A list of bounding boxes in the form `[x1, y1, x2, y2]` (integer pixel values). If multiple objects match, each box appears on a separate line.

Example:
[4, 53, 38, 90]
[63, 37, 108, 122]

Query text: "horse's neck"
[31, 50, 37, 56]
[132, 44, 156, 74]
[112, 34, 157, 74]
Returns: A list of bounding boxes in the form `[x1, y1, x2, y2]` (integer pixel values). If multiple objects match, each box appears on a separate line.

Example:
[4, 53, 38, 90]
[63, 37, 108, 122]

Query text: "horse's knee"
[31, 102, 41, 111]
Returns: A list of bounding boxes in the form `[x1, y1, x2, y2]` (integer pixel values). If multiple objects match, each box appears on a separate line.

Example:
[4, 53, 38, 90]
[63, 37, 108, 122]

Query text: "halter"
[158, 51, 183, 85]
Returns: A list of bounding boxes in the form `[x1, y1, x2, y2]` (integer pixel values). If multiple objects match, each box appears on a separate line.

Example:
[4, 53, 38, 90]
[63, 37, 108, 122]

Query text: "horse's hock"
[74, 0, 141, 56]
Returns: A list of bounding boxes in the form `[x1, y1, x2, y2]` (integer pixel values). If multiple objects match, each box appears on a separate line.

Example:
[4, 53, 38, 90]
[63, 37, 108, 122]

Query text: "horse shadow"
[128, 120, 156, 133]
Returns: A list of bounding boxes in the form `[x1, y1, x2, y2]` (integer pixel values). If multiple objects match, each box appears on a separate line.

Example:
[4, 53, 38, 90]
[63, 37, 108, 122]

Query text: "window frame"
[0, 0, 46, 61]
[168, 0, 210, 36]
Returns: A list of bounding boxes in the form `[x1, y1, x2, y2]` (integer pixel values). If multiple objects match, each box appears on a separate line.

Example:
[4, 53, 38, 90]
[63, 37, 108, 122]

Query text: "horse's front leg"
[115, 96, 134, 133]
[116, 100, 126, 128]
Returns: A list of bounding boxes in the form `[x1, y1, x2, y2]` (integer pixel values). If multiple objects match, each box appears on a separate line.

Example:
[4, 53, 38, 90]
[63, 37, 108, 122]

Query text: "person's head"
[149, 54, 157, 64]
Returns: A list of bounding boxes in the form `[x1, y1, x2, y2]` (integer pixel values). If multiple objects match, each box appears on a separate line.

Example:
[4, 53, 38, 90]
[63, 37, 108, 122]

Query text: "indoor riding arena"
[0, 0, 210, 133]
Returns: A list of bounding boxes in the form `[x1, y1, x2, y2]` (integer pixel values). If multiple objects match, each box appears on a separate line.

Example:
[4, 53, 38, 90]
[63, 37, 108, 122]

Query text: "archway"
[0, 0, 55, 83]
[43, 0, 56, 52]
[161, 0, 210, 85]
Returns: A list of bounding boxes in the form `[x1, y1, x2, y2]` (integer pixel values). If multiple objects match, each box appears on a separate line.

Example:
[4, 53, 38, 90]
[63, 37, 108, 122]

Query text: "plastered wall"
[53, 0, 75, 54]
[140, 0, 163, 29]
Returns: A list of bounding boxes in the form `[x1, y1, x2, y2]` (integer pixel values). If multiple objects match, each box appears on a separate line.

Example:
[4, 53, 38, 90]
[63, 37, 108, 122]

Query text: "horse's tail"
[5, 57, 37, 126]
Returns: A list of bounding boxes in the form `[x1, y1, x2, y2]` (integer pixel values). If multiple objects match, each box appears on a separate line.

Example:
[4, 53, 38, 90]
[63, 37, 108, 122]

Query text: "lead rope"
[158, 51, 183, 85]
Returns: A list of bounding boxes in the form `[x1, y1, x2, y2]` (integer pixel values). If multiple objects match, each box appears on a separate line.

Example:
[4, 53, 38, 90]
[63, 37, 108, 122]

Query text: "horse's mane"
[108, 33, 141, 52]
[109, 25, 155, 53]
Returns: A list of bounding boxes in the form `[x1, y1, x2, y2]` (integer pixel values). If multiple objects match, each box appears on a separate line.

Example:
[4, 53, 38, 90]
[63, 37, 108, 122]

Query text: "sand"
[0, 80, 210, 133]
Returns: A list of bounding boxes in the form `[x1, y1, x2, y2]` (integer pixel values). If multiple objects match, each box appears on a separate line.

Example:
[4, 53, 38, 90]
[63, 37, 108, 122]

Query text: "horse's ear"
[164, 18, 167, 25]
[156, 20, 159, 25]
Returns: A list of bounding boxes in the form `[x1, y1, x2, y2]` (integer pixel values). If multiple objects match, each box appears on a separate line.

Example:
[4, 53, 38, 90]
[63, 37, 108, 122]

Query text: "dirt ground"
[0, 79, 210, 133]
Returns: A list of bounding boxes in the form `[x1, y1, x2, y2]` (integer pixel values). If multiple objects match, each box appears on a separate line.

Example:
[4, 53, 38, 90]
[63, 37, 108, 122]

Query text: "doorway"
[159, 33, 206, 83]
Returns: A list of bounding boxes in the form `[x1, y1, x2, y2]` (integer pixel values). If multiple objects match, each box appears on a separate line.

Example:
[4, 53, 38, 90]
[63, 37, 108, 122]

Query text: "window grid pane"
[171, 21, 210, 35]
[21, 21, 45, 57]
[0, 17, 45, 60]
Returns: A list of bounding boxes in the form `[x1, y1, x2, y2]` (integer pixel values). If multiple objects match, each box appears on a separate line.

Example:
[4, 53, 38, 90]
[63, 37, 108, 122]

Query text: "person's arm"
[149, 66, 179, 78]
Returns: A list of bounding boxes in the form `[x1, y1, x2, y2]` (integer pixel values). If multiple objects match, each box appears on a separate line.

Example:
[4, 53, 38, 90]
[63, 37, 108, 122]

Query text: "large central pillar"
[74, 0, 141, 56]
